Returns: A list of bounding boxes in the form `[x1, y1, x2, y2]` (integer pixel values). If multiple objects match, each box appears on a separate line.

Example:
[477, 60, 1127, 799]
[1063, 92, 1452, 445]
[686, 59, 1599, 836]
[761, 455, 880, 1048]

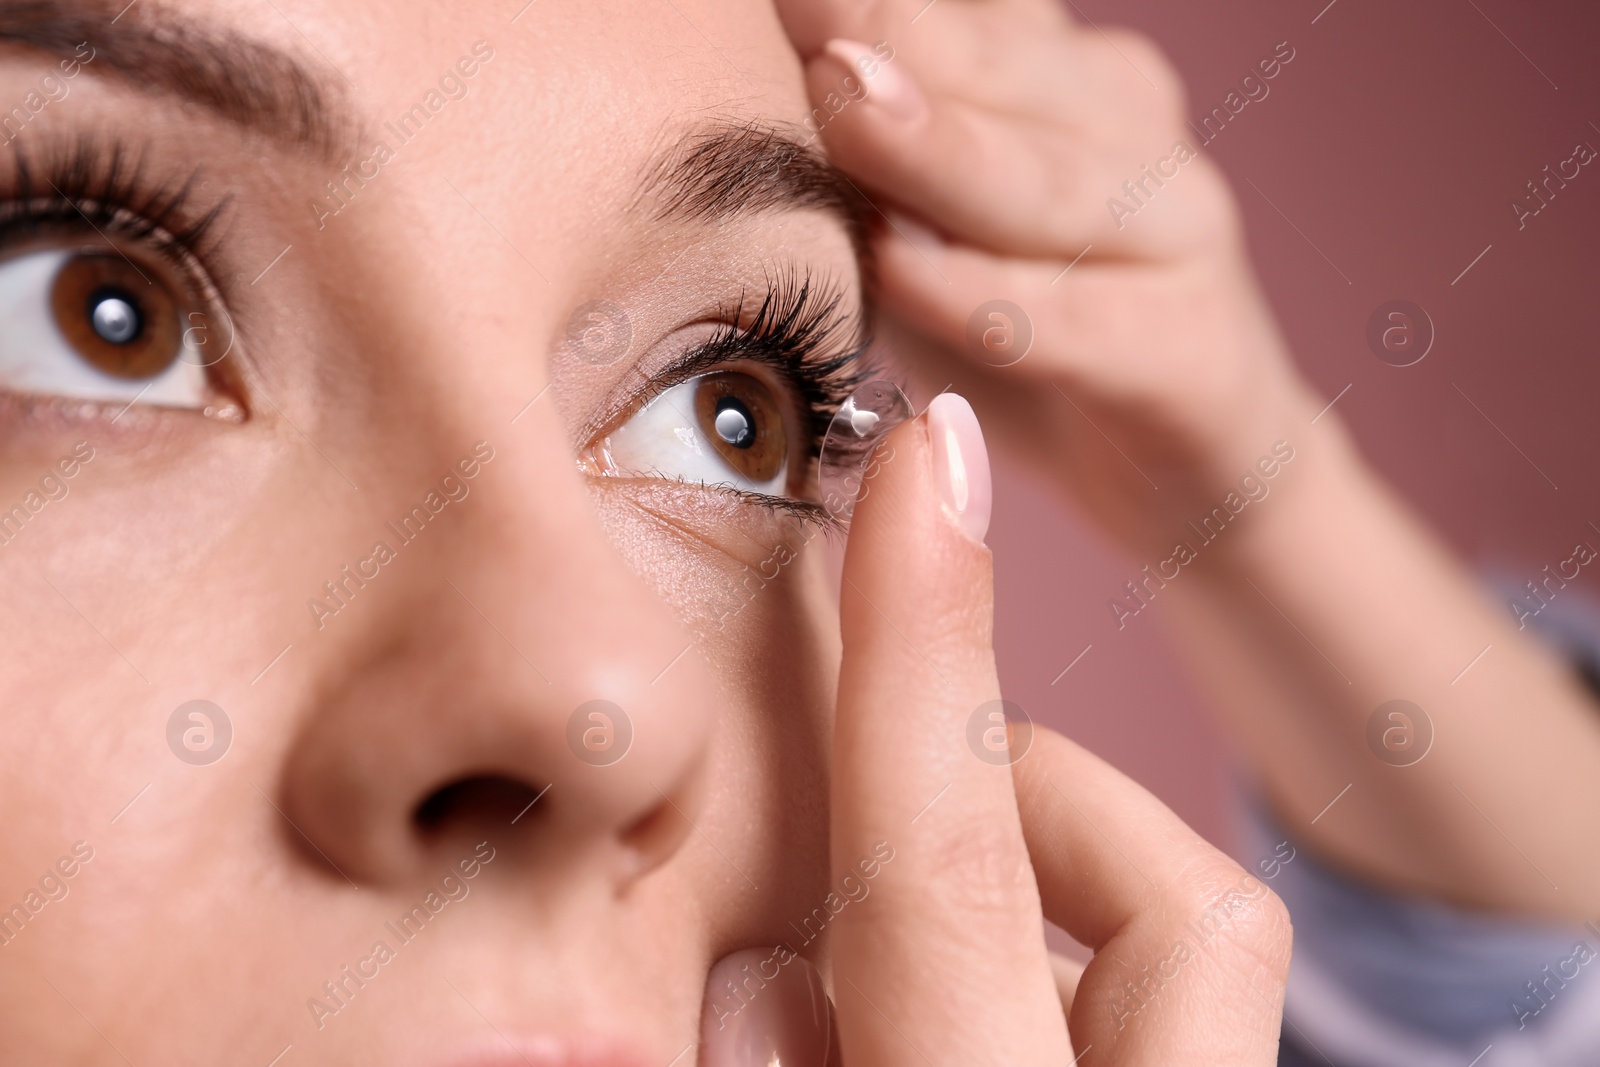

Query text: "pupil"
[713, 397, 755, 449]
[88, 289, 142, 345]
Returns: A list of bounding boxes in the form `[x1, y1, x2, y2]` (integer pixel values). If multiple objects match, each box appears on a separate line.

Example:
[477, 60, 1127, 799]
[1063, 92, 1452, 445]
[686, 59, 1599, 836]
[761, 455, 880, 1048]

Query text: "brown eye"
[693, 371, 787, 485]
[49, 252, 182, 380]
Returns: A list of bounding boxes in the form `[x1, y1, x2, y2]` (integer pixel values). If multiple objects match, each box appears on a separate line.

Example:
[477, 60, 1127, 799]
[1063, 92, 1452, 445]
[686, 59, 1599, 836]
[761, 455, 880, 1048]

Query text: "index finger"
[830, 394, 1071, 1066]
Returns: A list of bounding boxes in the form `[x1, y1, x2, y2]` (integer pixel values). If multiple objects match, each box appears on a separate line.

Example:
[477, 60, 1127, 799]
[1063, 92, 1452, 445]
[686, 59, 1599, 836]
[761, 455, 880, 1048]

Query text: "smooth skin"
[782, 0, 1600, 922]
[0, 0, 1287, 1064]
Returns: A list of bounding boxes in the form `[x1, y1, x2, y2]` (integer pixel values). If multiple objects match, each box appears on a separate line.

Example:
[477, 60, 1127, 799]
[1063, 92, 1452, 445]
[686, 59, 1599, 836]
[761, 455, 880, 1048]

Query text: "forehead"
[220, 0, 809, 189]
[0, 0, 860, 301]
[1, 0, 818, 212]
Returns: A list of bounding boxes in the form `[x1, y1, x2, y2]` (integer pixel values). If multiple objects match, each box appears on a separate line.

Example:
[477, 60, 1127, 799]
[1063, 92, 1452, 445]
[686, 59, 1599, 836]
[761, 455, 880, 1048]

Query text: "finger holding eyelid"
[872, 227, 1248, 401]
[809, 56, 1222, 261]
[812, 89, 1132, 257]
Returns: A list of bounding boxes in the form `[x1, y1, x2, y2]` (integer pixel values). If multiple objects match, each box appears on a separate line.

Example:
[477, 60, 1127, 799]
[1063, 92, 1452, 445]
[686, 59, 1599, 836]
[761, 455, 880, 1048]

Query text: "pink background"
[985, 0, 1600, 852]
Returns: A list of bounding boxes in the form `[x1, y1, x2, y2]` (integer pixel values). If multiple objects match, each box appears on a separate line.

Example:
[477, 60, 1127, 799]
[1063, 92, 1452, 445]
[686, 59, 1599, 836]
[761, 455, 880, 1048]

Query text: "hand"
[697, 397, 1291, 1065]
[779, 0, 1326, 552]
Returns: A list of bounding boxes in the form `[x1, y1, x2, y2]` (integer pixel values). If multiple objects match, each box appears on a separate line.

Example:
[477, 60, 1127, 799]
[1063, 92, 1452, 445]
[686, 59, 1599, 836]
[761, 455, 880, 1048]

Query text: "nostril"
[414, 774, 550, 834]
[615, 778, 699, 882]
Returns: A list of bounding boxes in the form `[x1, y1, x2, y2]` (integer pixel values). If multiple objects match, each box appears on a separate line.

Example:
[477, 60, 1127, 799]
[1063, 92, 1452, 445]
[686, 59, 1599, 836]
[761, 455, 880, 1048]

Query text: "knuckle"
[1039, 138, 1085, 213]
[917, 815, 1035, 917]
[1177, 861, 1294, 984]
[1229, 887, 1294, 978]
[1101, 29, 1187, 118]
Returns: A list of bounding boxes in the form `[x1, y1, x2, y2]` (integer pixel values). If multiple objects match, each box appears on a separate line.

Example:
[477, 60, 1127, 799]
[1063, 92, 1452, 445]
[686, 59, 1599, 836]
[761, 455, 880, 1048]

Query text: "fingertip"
[837, 393, 990, 648]
[699, 948, 832, 1067]
[820, 38, 927, 122]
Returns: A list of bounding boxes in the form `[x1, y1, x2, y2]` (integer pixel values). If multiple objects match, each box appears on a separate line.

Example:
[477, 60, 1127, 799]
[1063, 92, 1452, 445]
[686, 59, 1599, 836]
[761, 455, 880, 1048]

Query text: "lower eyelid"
[591, 477, 833, 567]
[0, 388, 206, 444]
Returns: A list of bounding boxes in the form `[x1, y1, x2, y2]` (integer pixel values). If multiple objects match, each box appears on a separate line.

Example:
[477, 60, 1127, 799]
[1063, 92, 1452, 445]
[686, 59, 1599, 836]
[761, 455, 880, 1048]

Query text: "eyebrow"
[1, 8, 872, 262]
[0, 0, 347, 158]
[641, 123, 873, 262]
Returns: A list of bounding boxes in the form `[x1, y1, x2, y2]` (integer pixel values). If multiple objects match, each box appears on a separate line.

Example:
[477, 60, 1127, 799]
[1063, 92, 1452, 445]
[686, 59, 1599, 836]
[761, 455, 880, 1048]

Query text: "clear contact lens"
[817, 379, 914, 524]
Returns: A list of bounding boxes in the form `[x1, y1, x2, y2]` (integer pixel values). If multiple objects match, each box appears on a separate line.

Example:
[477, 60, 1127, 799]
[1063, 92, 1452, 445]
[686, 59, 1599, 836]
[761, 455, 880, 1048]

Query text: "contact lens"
[817, 379, 914, 523]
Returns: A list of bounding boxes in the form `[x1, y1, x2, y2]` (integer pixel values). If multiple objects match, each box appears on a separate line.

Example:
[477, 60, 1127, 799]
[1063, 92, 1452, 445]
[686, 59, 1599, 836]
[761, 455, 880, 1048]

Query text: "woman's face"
[0, 0, 864, 1061]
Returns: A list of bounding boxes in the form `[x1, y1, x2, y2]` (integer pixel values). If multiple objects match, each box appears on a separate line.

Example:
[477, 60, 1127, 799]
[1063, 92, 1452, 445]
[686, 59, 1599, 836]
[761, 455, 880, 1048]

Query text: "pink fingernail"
[822, 38, 926, 122]
[928, 393, 992, 546]
[699, 948, 832, 1067]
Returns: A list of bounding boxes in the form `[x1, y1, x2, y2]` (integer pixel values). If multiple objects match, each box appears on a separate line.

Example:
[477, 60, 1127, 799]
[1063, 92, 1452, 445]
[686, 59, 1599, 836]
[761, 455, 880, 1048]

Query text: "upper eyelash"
[649, 268, 875, 456]
[585, 272, 874, 529]
[0, 135, 230, 265]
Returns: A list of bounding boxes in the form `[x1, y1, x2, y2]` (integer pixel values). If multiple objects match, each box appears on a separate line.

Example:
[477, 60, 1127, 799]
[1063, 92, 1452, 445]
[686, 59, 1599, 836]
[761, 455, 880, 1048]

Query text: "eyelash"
[636, 269, 875, 518]
[0, 135, 229, 272]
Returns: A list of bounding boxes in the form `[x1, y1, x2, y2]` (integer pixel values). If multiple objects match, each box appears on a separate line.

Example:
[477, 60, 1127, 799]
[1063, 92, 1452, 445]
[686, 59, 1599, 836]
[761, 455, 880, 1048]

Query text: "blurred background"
[983, 0, 1600, 853]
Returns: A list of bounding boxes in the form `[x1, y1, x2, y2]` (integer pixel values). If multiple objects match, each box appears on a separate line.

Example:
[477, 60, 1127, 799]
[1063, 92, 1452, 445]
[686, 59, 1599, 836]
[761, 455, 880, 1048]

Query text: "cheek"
[587, 476, 840, 750]
[588, 479, 832, 632]
[588, 481, 839, 920]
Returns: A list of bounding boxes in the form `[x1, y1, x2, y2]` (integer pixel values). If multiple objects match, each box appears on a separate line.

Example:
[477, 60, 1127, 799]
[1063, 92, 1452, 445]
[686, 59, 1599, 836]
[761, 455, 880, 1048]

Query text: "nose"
[276, 406, 717, 887]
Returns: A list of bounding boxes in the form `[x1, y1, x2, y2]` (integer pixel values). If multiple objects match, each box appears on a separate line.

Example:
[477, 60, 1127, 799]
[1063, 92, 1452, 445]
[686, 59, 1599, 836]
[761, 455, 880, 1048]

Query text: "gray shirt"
[1251, 579, 1600, 1067]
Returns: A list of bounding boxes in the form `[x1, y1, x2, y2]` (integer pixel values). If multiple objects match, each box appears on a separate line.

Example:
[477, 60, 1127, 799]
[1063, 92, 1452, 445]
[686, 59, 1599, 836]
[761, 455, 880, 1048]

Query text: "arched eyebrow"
[1, 6, 876, 265]
[0, 0, 349, 159]
[639, 122, 873, 262]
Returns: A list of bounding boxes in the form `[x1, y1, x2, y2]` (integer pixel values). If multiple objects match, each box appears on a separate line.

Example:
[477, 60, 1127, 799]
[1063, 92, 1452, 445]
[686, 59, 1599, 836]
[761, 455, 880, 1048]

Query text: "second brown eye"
[694, 371, 787, 485]
[49, 252, 183, 380]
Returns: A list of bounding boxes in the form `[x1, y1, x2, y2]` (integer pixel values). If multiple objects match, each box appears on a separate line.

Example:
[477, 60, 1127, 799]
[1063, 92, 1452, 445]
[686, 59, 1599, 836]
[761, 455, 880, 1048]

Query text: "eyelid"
[600, 473, 842, 543]
[0, 138, 247, 414]
[590, 325, 792, 438]
[579, 272, 870, 450]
